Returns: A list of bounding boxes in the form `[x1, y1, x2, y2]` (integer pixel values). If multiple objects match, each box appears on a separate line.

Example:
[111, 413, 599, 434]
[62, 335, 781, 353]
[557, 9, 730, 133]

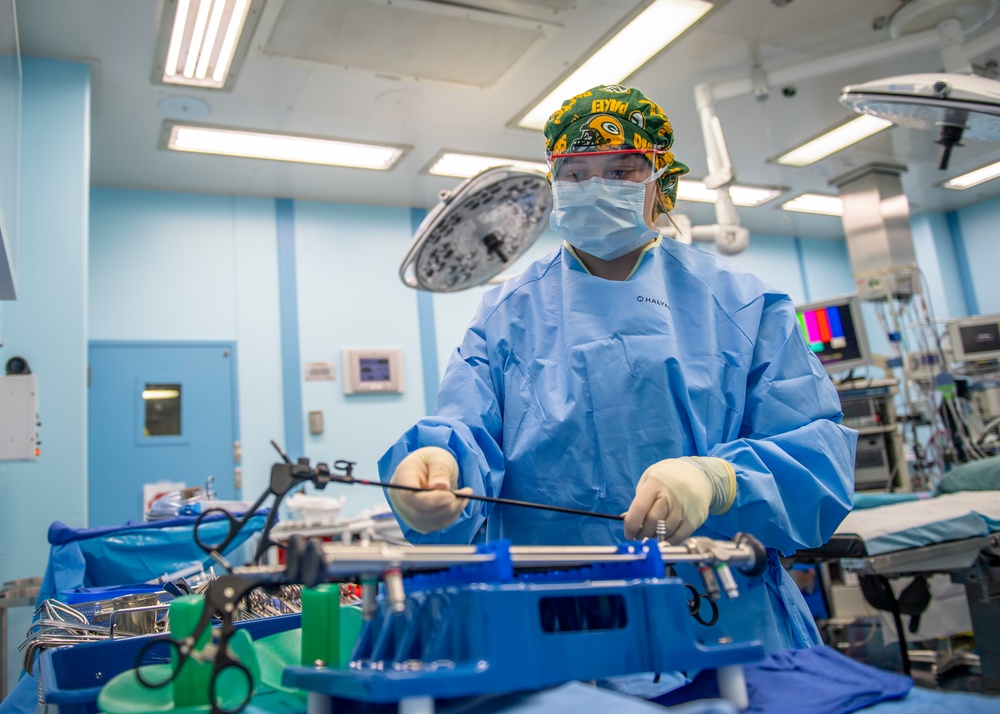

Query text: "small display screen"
[959, 323, 1000, 355]
[359, 357, 391, 383]
[796, 303, 863, 367]
[841, 399, 876, 420]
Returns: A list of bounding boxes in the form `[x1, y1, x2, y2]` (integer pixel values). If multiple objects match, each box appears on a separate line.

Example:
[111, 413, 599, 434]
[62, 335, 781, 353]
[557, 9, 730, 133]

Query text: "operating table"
[793, 491, 1000, 692]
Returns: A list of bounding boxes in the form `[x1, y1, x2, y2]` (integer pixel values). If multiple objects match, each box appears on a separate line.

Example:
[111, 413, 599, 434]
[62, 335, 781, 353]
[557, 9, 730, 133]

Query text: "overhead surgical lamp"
[839, 0, 1000, 170]
[399, 166, 552, 292]
[841, 72, 1000, 169]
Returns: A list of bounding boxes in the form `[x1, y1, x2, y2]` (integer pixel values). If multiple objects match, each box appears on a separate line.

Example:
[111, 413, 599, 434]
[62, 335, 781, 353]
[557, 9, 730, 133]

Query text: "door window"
[143, 383, 182, 436]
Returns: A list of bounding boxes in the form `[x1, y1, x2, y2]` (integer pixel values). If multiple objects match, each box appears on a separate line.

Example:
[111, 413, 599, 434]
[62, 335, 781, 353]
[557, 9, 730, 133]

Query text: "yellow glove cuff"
[682, 456, 737, 515]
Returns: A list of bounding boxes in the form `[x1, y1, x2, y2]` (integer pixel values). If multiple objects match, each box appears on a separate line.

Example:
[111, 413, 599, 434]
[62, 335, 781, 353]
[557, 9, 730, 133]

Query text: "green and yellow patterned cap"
[543, 84, 689, 210]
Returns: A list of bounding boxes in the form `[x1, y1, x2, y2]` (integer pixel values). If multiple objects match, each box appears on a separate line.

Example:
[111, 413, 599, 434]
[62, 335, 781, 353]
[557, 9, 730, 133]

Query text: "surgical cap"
[543, 84, 690, 210]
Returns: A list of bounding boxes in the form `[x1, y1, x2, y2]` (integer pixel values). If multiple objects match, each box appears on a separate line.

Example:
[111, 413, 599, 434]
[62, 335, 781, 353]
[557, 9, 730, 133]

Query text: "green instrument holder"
[98, 595, 259, 714]
[99, 587, 363, 713]
[170, 595, 215, 709]
[300, 585, 363, 668]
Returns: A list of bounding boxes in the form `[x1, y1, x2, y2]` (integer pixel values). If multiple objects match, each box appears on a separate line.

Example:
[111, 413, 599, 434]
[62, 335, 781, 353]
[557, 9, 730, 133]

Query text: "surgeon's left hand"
[623, 457, 737, 542]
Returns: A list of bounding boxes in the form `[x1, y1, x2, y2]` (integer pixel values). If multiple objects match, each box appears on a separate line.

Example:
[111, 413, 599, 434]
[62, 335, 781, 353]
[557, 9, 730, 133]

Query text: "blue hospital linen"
[379, 239, 857, 651]
[653, 645, 912, 712]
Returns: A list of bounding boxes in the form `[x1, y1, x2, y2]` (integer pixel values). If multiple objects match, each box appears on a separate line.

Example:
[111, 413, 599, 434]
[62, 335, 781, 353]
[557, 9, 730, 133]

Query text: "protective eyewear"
[547, 148, 668, 185]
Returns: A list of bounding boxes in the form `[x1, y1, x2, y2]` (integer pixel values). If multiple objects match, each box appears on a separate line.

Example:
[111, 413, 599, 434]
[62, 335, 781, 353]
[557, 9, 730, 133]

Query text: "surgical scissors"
[134, 574, 264, 714]
[193, 454, 346, 565]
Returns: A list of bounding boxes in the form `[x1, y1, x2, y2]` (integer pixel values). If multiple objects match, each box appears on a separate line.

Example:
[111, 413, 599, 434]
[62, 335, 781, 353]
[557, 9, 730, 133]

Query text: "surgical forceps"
[134, 574, 266, 714]
[193, 452, 346, 566]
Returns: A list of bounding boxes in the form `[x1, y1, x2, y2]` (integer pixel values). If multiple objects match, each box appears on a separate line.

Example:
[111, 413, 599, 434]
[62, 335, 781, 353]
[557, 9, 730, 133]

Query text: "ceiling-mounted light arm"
[929, 17, 981, 167]
[937, 17, 973, 74]
[695, 83, 734, 190]
[673, 83, 747, 255]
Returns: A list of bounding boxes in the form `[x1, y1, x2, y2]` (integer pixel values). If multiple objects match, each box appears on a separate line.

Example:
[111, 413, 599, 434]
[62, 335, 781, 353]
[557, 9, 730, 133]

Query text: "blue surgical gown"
[379, 237, 857, 652]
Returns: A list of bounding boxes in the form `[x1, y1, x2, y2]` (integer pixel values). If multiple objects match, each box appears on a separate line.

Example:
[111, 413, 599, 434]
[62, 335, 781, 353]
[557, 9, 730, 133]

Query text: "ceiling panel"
[261, 0, 554, 88]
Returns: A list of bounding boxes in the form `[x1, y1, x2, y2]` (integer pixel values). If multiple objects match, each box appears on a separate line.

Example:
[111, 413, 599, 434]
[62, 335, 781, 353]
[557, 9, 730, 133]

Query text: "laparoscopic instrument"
[268, 439, 627, 522]
[190, 438, 620, 570]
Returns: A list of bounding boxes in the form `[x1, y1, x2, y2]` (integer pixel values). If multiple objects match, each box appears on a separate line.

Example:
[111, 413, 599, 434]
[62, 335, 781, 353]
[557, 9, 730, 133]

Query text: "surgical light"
[942, 158, 1000, 189]
[516, 0, 713, 131]
[774, 115, 893, 167]
[781, 193, 844, 216]
[401, 166, 552, 292]
[677, 180, 783, 207]
[162, 123, 407, 169]
[427, 152, 549, 179]
[841, 72, 1000, 170]
[155, 0, 261, 89]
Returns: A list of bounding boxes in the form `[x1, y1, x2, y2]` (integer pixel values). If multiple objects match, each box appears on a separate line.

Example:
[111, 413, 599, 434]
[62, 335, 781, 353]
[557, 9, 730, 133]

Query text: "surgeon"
[378, 84, 857, 652]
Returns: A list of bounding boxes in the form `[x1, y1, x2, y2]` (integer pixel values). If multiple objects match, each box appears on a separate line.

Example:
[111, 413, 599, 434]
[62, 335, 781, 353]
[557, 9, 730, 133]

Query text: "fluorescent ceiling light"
[781, 194, 844, 216]
[517, 0, 712, 130]
[164, 123, 406, 169]
[157, 0, 258, 89]
[427, 152, 549, 178]
[142, 389, 180, 400]
[942, 159, 1000, 189]
[775, 115, 893, 167]
[677, 180, 782, 207]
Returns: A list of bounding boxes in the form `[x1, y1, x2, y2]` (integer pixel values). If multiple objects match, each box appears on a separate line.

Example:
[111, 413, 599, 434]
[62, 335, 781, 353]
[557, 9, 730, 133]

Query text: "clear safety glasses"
[547, 148, 668, 185]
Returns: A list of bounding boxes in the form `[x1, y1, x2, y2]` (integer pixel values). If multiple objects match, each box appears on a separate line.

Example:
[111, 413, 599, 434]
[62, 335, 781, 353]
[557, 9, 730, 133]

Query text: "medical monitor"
[948, 314, 1000, 363]
[342, 349, 405, 395]
[795, 294, 871, 374]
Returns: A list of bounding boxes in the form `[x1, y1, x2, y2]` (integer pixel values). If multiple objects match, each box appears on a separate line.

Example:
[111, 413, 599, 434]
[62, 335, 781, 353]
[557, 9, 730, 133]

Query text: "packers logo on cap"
[571, 115, 626, 153]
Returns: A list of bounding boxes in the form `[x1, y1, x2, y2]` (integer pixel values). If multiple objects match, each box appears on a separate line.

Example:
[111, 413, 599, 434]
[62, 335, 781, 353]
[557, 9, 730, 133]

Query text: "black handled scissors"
[193, 452, 352, 565]
[134, 575, 263, 714]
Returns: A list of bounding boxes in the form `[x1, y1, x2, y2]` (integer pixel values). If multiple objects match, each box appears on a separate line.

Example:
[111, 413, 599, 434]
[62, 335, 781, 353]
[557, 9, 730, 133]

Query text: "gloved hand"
[623, 457, 737, 542]
[388, 446, 472, 534]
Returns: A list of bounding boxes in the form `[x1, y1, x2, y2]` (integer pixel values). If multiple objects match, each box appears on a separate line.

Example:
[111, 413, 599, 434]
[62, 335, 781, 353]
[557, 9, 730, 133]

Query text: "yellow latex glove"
[388, 447, 472, 534]
[623, 457, 737, 542]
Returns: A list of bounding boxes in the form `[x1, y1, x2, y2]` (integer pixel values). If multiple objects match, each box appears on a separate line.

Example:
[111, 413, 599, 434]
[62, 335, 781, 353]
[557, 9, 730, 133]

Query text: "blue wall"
[949, 195, 1000, 316]
[0, 57, 90, 688]
[911, 212, 967, 320]
[798, 238, 855, 300]
[89, 189, 285, 502]
[294, 200, 427, 513]
[0, 57, 89, 573]
[90, 190, 238, 340]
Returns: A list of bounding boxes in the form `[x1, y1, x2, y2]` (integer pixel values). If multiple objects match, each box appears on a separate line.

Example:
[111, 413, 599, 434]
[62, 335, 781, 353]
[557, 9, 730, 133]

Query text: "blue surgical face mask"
[549, 177, 657, 261]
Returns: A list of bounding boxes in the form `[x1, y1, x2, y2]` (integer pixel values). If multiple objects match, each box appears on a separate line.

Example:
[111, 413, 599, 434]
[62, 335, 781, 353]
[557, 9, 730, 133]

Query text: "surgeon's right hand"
[388, 446, 472, 534]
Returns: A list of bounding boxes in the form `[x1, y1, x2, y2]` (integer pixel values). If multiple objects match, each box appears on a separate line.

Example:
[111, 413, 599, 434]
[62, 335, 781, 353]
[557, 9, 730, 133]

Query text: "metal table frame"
[797, 532, 1000, 692]
[0, 578, 42, 699]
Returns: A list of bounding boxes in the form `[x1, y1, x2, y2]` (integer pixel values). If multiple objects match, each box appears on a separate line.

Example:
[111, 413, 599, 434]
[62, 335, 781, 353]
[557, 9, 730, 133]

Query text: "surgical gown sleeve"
[378, 307, 505, 545]
[705, 292, 856, 554]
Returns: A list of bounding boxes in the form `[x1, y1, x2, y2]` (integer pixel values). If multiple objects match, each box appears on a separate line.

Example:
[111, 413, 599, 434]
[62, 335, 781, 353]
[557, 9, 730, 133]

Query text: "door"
[88, 341, 241, 527]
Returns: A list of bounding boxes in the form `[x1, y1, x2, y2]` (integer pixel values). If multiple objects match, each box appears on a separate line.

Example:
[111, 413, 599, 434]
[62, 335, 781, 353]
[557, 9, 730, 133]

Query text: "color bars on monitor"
[799, 306, 847, 352]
